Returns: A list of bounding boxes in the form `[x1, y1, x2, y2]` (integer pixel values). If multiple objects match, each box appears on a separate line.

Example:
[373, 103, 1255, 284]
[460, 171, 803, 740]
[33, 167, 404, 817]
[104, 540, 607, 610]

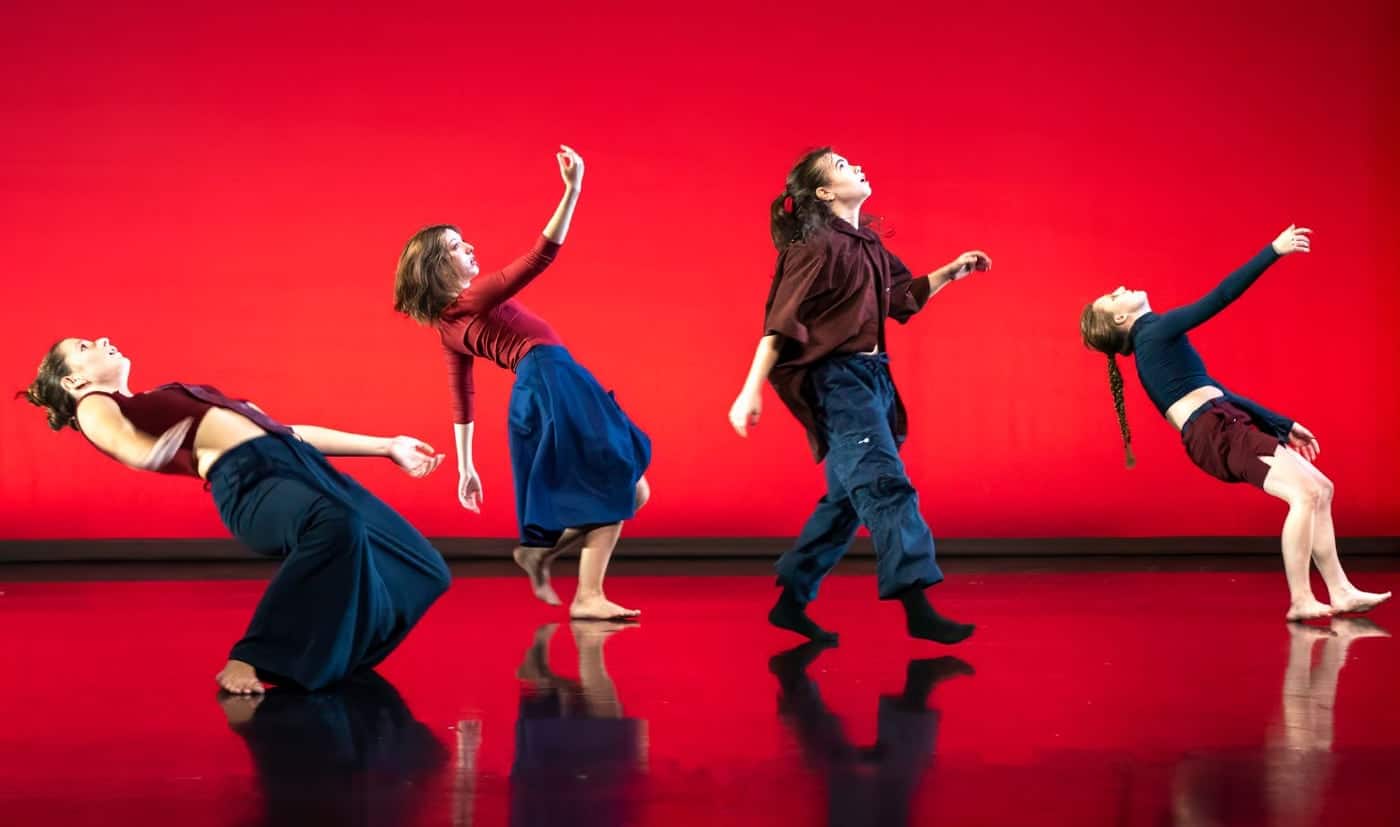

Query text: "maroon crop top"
[75, 382, 293, 477]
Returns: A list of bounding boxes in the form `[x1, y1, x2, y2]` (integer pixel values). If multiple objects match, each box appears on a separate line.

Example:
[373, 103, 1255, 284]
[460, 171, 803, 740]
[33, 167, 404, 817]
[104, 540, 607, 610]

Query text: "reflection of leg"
[453, 719, 482, 827]
[1261, 448, 1335, 621]
[570, 621, 634, 718]
[1264, 619, 1389, 826]
[516, 623, 562, 686]
[1275, 624, 1334, 751]
[571, 523, 640, 620]
[769, 642, 851, 762]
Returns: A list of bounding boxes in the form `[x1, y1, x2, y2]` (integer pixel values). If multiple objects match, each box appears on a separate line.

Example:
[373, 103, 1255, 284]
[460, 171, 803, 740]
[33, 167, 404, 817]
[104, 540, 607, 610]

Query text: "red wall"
[2, 0, 1396, 539]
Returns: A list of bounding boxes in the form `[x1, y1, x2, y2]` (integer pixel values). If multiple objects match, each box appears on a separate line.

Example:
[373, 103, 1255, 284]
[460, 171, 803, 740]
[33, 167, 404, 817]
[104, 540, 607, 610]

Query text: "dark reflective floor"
[2, 557, 1398, 825]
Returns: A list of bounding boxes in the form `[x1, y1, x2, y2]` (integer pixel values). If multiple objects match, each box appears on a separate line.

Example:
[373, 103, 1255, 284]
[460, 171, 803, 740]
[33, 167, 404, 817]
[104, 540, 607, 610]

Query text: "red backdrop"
[2, 0, 1396, 540]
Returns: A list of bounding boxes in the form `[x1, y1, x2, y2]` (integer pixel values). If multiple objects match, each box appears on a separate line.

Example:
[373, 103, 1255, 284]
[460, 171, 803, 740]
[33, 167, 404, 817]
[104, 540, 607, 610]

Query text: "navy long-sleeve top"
[1128, 245, 1294, 439]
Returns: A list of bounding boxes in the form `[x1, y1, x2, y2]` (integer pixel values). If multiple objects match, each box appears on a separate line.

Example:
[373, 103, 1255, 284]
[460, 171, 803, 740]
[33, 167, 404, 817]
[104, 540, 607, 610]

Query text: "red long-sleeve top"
[436, 236, 565, 424]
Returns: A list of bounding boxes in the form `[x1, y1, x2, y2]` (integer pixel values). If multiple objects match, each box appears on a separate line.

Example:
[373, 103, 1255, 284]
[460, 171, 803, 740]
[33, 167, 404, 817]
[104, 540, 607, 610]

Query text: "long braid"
[1106, 355, 1135, 468]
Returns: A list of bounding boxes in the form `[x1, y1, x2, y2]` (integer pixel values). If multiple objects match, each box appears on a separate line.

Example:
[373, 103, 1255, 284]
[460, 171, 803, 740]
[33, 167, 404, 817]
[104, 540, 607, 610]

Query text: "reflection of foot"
[570, 595, 640, 620]
[218, 692, 264, 727]
[1329, 616, 1393, 641]
[1329, 588, 1392, 615]
[569, 619, 638, 643]
[516, 623, 560, 683]
[514, 546, 563, 606]
[768, 590, 839, 643]
[1286, 623, 1336, 642]
[1286, 597, 1335, 622]
[768, 640, 836, 688]
[216, 659, 265, 695]
[904, 656, 976, 704]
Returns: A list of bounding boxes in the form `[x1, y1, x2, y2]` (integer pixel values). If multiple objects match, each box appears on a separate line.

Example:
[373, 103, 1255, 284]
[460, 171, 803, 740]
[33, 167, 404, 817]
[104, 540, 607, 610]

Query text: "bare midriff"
[192, 406, 273, 479]
[1165, 385, 1226, 431]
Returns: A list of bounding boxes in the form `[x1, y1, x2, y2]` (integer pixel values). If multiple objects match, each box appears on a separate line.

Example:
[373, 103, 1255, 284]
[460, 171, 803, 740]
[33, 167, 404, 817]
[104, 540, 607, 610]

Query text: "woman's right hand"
[1272, 224, 1312, 256]
[458, 467, 484, 513]
[728, 388, 762, 437]
[557, 145, 584, 191]
[140, 417, 194, 471]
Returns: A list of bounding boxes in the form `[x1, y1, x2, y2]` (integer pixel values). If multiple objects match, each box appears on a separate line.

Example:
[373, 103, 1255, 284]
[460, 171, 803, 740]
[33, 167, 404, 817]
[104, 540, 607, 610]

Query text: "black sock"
[768, 588, 839, 643]
[898, 588, 975, 645]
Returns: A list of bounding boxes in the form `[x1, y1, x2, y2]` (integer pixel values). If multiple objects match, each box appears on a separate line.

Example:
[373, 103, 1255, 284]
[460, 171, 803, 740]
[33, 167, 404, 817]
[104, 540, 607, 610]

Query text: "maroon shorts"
[1180, 399, 1284, 489]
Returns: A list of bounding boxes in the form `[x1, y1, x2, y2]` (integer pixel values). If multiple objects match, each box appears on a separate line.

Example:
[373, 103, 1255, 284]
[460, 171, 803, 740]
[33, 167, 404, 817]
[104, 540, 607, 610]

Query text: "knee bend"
[634, 477, 651, 511]
[1290, 481, 1328, 511]
[851, 474, 916, 506]
[1315, 476, 1335, 507]
[306, 500, 366, 547]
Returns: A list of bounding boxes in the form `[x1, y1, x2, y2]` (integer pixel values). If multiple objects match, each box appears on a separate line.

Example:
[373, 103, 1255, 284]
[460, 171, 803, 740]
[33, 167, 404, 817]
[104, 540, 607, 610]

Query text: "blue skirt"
[509, 345, 652, 547]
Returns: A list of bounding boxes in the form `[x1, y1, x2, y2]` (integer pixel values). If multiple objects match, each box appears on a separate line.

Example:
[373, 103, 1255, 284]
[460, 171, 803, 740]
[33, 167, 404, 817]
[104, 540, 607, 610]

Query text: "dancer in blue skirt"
[394, 145, 651, 620]
[20, 337, 452, 694]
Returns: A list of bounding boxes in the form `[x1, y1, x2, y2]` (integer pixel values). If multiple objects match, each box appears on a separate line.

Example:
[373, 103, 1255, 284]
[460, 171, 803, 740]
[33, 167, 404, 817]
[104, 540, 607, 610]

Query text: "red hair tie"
[782, 195, 794, 214]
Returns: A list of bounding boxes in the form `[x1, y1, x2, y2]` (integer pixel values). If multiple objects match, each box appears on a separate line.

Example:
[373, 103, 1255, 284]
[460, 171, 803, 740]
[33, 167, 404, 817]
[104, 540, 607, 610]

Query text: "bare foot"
[1286, 597, 1335, 622]
[1329, 617, 1392, 640]
[1329, 588, 1393, 615]
[218, 692, 264, 727]
[514, 546, 563, 606]
[570, 595, 640, 621]
[216, 659, 265, 695]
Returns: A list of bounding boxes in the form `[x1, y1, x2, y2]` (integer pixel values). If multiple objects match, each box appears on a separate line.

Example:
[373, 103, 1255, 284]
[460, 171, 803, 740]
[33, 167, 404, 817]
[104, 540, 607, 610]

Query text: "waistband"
[1181, 396, 1239, 433]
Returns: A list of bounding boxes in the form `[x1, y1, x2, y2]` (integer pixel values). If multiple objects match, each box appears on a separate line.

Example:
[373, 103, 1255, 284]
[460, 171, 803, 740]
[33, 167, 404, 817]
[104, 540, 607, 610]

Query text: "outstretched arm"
[289, 425, 445, 478]
[1153, 225, 1311, 337]
[890, 250, 992, 322]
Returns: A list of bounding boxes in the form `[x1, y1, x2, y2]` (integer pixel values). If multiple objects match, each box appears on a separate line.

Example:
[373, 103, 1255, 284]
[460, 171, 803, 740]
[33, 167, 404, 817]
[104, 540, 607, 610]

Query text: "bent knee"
[634, 477, 651, 511]
[305, 499, 366, 544]
[1287, 480, 1329, 510]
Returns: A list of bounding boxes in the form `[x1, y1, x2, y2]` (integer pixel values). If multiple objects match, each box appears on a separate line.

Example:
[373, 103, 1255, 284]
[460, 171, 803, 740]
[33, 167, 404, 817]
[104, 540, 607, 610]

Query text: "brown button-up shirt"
[762, 220, 932, 461]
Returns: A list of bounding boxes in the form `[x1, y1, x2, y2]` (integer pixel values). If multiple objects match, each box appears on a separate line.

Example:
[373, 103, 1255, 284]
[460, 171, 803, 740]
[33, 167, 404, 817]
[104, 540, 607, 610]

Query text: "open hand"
[1272, 225, 1312, 256]
[388, 436, 445, 478]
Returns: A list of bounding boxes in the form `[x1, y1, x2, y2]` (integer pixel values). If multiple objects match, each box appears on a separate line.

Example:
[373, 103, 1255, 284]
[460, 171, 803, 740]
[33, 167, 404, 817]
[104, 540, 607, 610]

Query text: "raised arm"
[75, 394, 192, 471]
[453, 146, 583, 313]
[1153, 225, 1311, 337]
[542, 145, 584, 243]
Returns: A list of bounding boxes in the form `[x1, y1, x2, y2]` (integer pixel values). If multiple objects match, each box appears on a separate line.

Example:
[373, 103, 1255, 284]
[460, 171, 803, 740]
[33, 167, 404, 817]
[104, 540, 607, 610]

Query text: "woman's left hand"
[557, 144, 585, 190]
[388, 436, 446, 478]
[1272, 224, 1312, 256]
[1288, 422, 1320, 462]
[949, 250, 992, 280]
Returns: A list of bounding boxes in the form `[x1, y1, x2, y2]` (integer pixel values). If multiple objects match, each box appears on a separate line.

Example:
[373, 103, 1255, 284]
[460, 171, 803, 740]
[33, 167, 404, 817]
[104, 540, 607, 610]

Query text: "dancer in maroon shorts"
[1079, 224, 1389, 621]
